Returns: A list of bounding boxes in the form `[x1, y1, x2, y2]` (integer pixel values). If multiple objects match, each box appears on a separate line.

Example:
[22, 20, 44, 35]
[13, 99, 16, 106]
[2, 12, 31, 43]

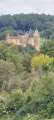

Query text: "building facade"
[6, 28, 40, 51]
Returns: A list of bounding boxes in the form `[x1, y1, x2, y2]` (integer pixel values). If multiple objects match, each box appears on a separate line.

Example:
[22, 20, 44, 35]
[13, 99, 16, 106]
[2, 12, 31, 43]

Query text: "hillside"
[0, 14, 54, 40]
[0, 13, 54, 120]
[0, 43, 54, 120]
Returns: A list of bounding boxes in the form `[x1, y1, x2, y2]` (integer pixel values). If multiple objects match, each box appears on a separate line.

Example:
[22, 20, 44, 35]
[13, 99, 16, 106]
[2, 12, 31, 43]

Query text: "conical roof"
[28, 28, 33, 37]
[34, 29, 40, 37]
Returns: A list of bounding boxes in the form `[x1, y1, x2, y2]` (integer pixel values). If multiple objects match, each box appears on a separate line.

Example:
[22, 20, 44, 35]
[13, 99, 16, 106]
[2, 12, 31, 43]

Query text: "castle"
[6, 28, 40, 51]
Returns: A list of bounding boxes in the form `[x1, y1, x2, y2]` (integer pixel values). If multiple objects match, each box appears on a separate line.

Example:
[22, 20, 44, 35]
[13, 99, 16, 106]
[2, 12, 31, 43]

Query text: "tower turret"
[6, 33, 9, 42]
[34, 29, 40, 51]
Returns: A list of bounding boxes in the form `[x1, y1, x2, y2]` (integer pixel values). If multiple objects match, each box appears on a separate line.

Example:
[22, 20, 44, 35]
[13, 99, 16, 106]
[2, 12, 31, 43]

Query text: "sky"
[0, 0, 54, 15]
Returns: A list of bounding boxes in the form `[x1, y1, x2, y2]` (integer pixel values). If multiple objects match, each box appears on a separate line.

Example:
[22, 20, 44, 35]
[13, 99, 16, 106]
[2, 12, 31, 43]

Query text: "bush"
[6, 89, 25, 112]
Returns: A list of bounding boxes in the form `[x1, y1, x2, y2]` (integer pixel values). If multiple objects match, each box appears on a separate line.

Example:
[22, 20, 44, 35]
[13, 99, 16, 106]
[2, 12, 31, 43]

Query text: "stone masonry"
[6, 28, 40, 51]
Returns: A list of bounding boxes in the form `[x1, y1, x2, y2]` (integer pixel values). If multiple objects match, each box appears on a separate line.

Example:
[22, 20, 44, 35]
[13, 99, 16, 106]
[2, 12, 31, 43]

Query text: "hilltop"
[0, 13, 54, 41]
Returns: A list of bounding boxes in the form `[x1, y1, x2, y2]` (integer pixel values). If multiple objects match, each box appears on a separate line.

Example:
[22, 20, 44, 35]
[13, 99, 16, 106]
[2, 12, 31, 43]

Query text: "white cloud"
[0, 0, 54, 15]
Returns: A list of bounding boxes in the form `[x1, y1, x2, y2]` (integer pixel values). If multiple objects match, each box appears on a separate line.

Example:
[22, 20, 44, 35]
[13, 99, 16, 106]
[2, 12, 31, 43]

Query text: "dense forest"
[0, 13, 54, 120]
[0, 13, 54, 40]
[0, 42, 54, 120]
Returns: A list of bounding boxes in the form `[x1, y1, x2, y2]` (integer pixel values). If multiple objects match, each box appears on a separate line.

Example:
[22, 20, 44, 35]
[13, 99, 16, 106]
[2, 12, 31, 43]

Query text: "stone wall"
[6, 29, 40, 51]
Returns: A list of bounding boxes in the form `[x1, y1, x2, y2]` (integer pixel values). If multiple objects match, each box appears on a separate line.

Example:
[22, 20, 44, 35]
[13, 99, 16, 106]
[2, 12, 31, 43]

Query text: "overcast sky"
[0, 0, 54, 15]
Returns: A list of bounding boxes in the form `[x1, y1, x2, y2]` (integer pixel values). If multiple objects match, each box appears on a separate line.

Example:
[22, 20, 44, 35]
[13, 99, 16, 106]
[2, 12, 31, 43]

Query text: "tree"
[22, 53, 31, 72]
[31, 54, 52, 71]
[5, 45, 24, 72]
[0, 14, 54, 40]
[40, 40, 54, 57]
[0, 43, 6, 60]
[6, 89, 24, 111]
[0, 59, 16, 91]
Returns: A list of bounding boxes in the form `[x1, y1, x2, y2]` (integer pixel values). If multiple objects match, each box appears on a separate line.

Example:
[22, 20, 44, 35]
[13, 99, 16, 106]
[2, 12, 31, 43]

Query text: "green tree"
[6, 89, 25, 112]
[22, 53, 31, 72]
[0, 43, 6, 60]
[31, 54, 52, 71]
[5, 45, 24, 72]
[40, 40, 54, 57]
[0, 59, 16, 91]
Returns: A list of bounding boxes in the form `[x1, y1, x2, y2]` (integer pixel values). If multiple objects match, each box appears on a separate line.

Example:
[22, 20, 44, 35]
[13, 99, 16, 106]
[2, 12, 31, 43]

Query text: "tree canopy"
[0, 14, 54, 40]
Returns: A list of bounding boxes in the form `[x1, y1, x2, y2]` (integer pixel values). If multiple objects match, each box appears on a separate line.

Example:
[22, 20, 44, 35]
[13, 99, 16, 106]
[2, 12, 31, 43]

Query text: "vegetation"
[0, 42, 54, 120]
[31, 54, 52, 71]
[0, 14, 54, 40]
[0, 13, 54, 120]
[40, 40, 54, 57]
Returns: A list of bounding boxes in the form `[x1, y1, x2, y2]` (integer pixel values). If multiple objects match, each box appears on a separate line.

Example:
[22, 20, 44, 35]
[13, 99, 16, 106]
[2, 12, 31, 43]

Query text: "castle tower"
[34, 29, 40, 51]
[28, 28, 33, 37]
[6, 33, 9, 43]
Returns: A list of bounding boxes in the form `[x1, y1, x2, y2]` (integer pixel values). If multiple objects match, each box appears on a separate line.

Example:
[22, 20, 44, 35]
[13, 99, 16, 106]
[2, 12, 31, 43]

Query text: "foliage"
[6, 89, 25, 112]
[40, 40, 54, 57]
[22, 53, 31, 72]
[0, 43, 6, 60]
[22, 114, 40, 120]
[0, 14, 54, 40]
[18, 44, 36, 55]
[0, 59, 16, 91]
[0, 99, 4, 116]
[5, 45, 24, 72]
[0, 42, 54, 120]
[31, 54, 52, 71]
[25, 73, 54, 118]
